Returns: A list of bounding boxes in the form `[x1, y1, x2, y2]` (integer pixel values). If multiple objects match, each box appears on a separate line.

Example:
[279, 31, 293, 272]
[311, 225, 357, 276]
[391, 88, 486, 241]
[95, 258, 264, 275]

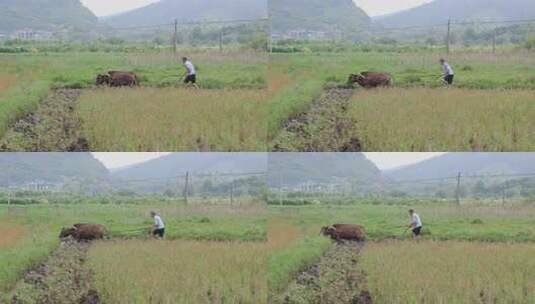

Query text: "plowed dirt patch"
[0, 75, 17, 93]
[0, 223, 25, 249]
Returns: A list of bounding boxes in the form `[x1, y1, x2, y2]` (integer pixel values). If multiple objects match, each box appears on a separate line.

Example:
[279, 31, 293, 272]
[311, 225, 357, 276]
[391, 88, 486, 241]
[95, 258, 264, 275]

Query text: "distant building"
[277, 181, 346, 194]
[23, 181, 63, 192]
[274, 29, 343, 42]
[10, 29, 55, 41]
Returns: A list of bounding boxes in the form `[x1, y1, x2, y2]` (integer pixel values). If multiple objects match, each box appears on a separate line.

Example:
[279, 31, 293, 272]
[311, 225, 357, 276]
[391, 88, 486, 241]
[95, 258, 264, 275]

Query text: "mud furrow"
[272, 88, 362, 152]
[275, 242, 373, 304]
[5, 239, 100, 304]
[0, 89, 89, 152]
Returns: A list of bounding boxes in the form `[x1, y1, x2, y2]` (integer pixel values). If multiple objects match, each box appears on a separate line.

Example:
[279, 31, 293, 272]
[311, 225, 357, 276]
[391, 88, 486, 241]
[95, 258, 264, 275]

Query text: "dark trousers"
[153, 228, 165, 238]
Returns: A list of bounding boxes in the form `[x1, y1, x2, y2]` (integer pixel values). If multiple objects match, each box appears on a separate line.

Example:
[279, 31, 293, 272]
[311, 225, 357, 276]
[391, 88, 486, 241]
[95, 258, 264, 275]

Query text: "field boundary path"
[276, 242, 373, 304]
[6, 239, 100, 304]
[0, 89, 89, 152]
[272, 88, 362, 152]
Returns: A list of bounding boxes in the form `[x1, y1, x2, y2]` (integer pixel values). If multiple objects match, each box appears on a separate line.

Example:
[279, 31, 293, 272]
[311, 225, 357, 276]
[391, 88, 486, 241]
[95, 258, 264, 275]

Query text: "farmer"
[408, 209, 422, 239]
[439, 58, 454, 85]
[182, 57, 199, 89]
[150, 211, 165, 239]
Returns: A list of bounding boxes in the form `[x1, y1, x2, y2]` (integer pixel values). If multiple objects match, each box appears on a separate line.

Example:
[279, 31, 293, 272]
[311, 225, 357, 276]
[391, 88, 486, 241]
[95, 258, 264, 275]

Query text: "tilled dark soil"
[275, 242, 373, 304]
[5, 239, 100, 304]
[272, 88, 362, 152]
[0, 89, 89, 152]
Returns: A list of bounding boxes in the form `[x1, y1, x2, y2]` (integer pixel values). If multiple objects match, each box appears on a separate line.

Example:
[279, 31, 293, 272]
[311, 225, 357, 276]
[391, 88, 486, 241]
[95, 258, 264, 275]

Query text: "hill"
[0, 153, 108, 185]
[268, 153, 380, 186]
[270, 0, 371, 35]
[386, 153, 535, 181]
[377, 0, 535, 27]
[0, 0, 98, 33]
[104, 0, 267, 27]
[112, 153, 267, 180]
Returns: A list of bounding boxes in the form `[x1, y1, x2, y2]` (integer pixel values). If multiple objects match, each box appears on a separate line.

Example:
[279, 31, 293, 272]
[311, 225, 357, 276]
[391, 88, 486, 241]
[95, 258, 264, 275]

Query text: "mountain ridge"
[270, 0, 371, 34]
[0, 0, 98, 32]
[385, 153, 535, 181]
[104, 0, 267, 27]
[376, 0, 535, 27]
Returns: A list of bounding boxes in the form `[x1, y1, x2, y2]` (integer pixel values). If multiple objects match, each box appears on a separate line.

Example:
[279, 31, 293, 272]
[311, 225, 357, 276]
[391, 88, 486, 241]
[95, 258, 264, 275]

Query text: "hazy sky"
[363, 153, 446, 170]
[80, 0, 433, 17]
[353, 0, 433, 17]
[92, 153, 171, 169]
[80, 0, 159, 17]
[92, 153, 445, 170]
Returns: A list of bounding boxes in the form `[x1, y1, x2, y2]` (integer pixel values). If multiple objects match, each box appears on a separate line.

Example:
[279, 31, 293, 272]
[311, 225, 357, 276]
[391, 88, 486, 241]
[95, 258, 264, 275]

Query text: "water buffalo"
[348, 72, 392, 88]
[60, 223, 106, 241]
[96, 74, 111, 86]
[95, 71, 138, 87]
[321, 224, 366, 242]
[108, 71, 139, 87]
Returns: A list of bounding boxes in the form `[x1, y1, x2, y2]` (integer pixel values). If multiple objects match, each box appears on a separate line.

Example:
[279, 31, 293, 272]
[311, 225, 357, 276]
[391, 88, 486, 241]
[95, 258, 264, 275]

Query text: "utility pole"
[183, 172, 189, 205]
[446, 19, 451, 54]
[455, 172, 461, 205]
[502, 182, 506, 206]
[492, 27, 497, 54]
[230, 179, 234, 205]
[219, 27, 224, 52]
[173, 19, 178, 54]
[279, 173, 283, 206]
[268, 17, 273, 53]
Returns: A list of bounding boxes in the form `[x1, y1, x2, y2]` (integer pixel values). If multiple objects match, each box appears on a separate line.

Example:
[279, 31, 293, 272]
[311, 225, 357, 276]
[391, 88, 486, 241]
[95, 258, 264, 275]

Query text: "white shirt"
[442, 62, 454, 76]
[184, 60, 196, 75]
[154, 215, 165, 229]
[411, 213, 422, 228]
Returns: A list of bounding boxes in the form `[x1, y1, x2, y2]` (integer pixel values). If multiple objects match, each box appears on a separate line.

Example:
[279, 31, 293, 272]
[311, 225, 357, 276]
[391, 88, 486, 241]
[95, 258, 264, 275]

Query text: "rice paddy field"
[77, 87, 269, 151]
[348, 87, 535, 151]
[89, 239, 266, 303]
[267, 202, 535, 303]
[0, 200, 266, 303]
[268, 50, 535, 151]
[361, 240, 535, 304]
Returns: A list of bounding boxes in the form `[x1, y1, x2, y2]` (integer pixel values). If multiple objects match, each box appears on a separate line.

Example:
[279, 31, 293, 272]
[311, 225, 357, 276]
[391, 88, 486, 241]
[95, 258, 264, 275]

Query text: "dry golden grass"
[361, 240, 535, 304]
[77, 87, 269, 151]
[0, 222, 25, 249]
[349, 87, 535, 151]
[88, 239, 266, 304]
[266, 219, 301, 252]
[0, 75, 18, 94]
